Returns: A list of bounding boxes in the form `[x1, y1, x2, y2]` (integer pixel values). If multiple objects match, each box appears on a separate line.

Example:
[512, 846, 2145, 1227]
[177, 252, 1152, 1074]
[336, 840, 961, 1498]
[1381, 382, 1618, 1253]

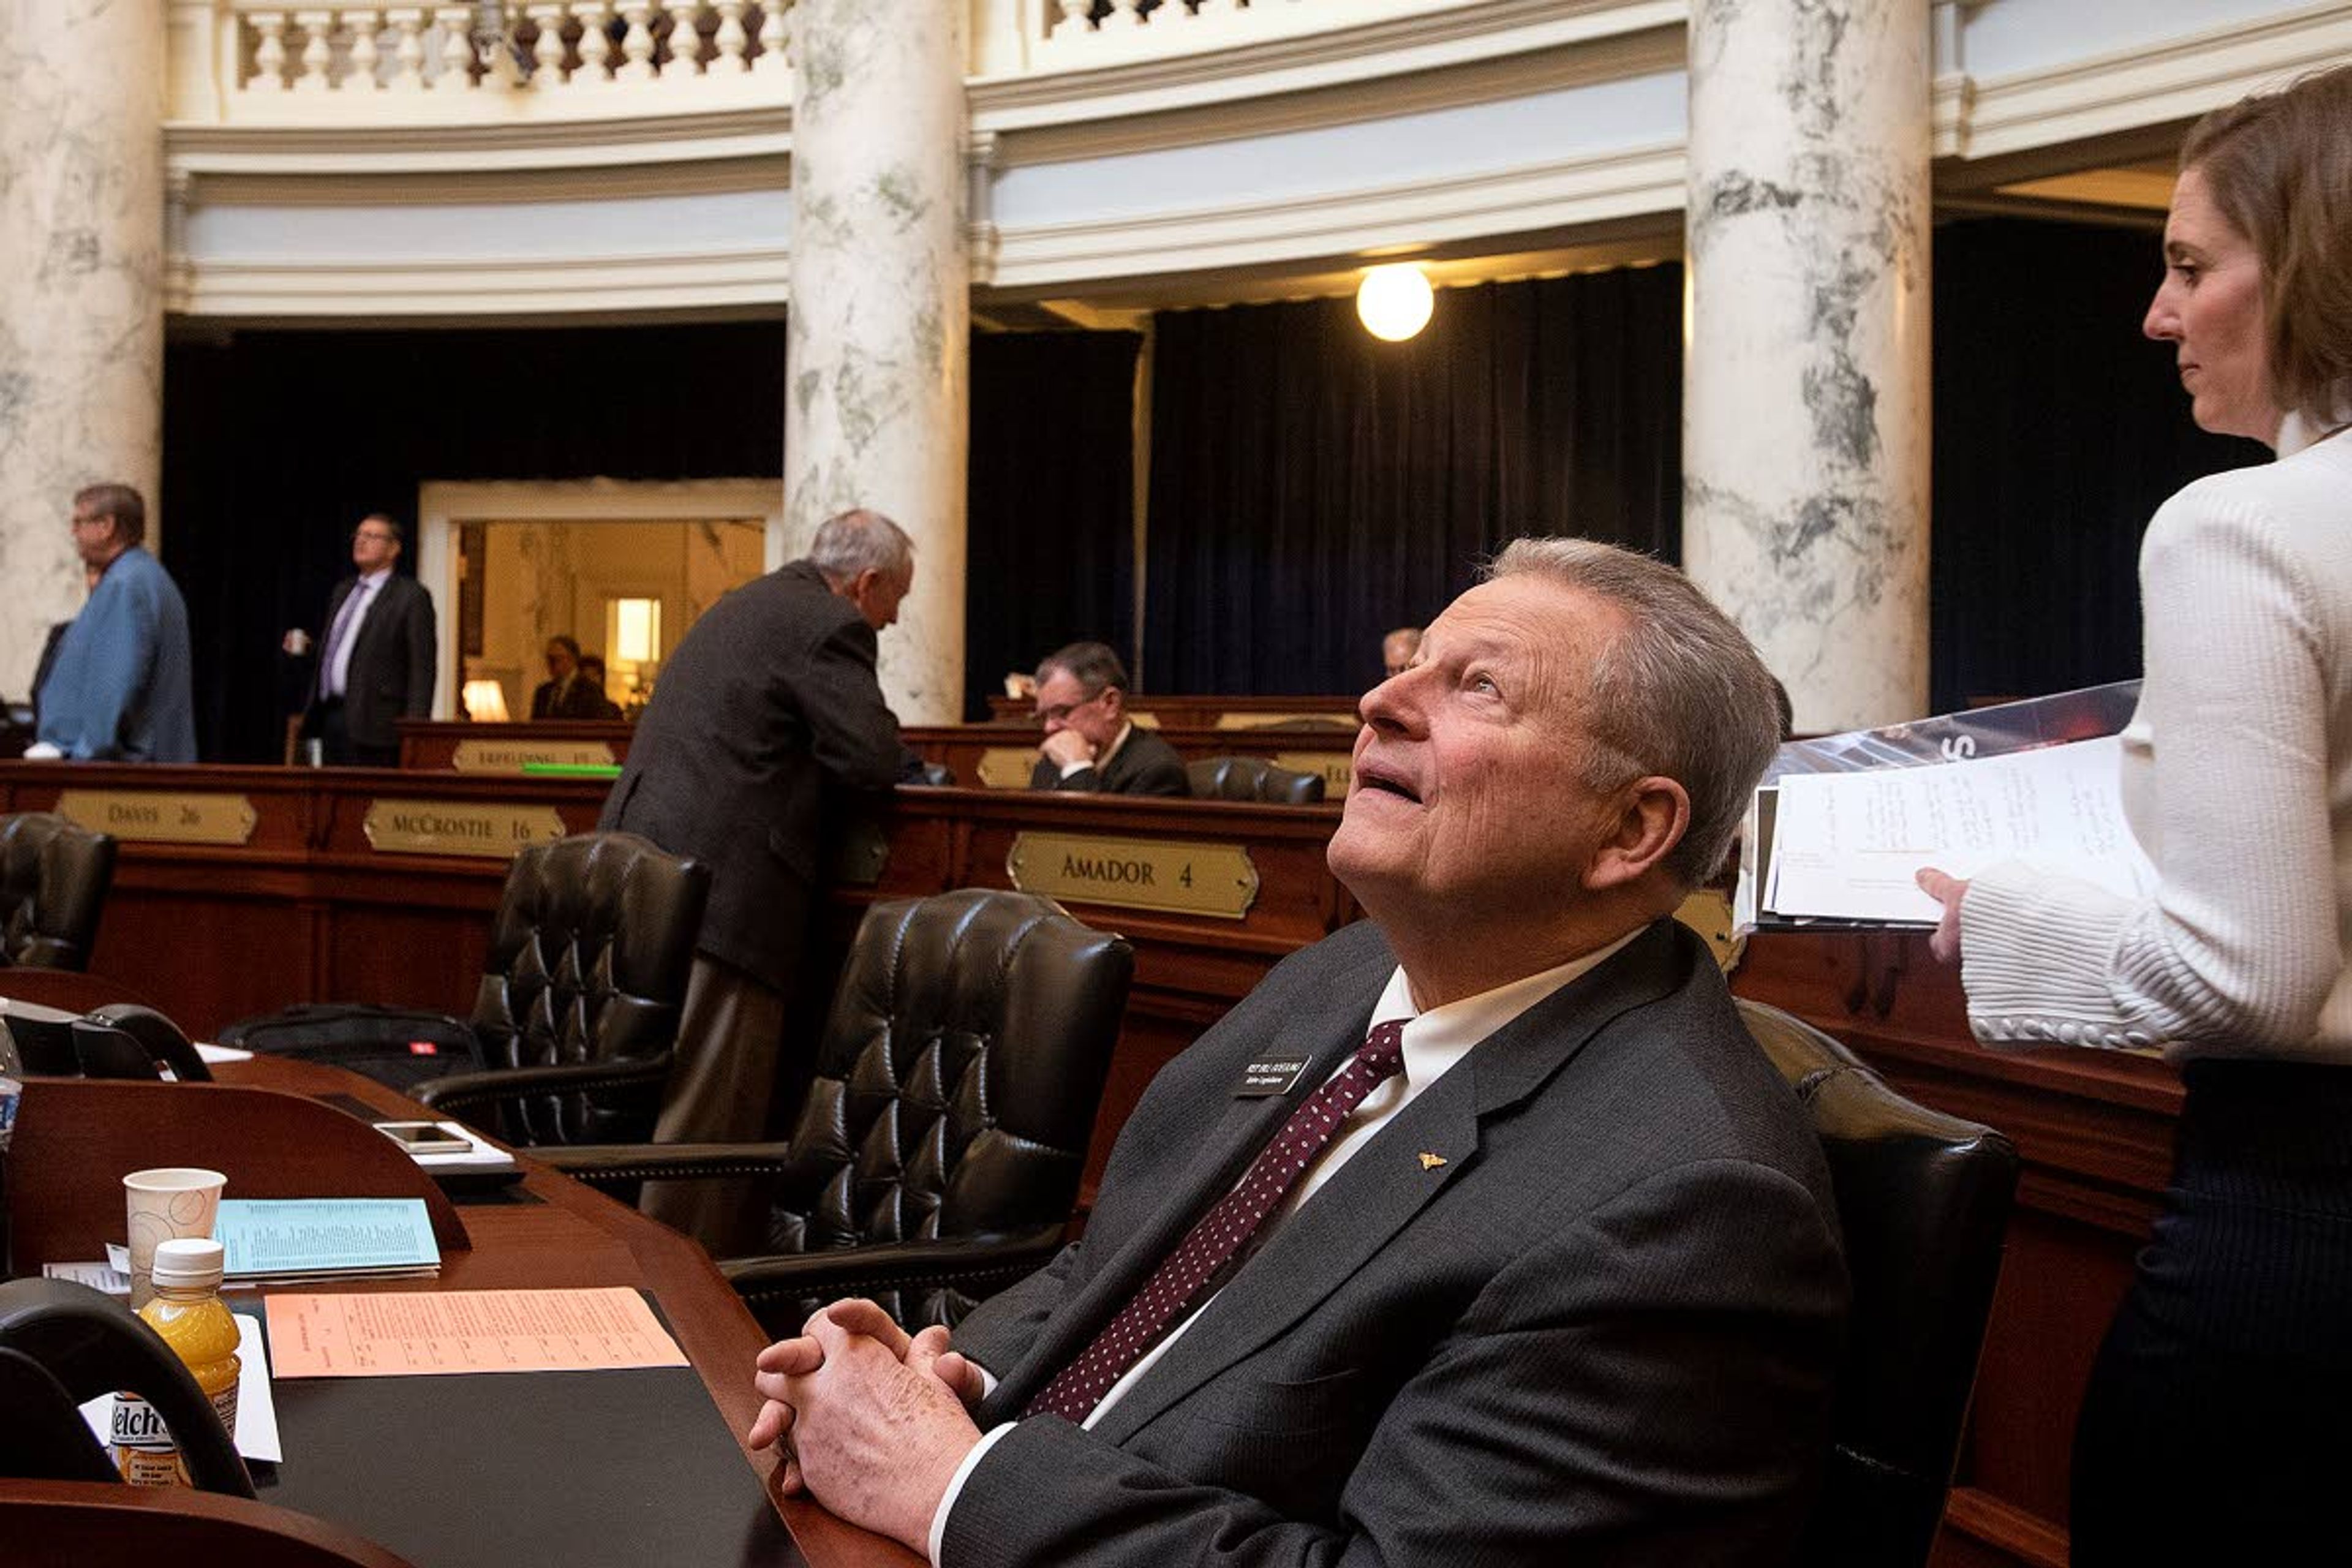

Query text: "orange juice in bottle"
[111, 1236, 241, 1485]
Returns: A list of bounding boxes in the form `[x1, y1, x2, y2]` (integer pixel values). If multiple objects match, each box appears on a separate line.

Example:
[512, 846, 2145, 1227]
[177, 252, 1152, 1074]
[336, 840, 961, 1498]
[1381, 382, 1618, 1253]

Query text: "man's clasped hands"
[748, 1299, 990, 1554]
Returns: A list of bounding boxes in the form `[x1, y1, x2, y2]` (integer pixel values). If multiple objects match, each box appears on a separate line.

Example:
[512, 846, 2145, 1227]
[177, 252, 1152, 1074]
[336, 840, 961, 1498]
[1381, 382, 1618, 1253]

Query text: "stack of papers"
[211, 1197, 442, 1285]
[1738, 682, 2153, 932]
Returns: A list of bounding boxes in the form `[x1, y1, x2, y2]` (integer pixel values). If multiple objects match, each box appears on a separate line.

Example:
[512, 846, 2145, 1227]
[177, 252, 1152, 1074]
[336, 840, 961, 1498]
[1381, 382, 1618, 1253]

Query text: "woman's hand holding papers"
[1914, 869, 1970, 965]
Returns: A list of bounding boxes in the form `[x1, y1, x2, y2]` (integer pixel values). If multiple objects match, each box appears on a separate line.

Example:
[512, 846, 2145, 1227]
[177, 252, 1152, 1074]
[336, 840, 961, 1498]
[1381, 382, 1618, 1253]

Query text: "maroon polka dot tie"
[1024, 1021, 1408, 1425]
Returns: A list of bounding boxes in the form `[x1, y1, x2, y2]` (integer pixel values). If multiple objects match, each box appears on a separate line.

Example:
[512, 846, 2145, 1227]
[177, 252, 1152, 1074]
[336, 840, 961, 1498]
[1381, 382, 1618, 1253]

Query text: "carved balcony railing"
[170, 0, 1515, 126]
[179, 0, 794, 123]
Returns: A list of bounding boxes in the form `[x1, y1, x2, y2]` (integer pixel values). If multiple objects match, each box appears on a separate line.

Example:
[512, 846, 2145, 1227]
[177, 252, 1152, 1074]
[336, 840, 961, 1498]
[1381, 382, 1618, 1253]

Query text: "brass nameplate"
[56, 791, 257, 846]
[976, 748, 1038, 790]
[1673, 889, 1746, 974]
[364, 799, 568, 859]
[1127, 710, 1161, 729]
[1273, 751, 1353, 794]
[451, 739, 618, 774]
[1008, 832, 1258, 921]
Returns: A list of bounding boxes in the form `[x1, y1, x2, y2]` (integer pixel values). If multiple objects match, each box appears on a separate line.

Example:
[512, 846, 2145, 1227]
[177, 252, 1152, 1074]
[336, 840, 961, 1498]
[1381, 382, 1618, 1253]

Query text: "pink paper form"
[265, 1286, 690, 1377]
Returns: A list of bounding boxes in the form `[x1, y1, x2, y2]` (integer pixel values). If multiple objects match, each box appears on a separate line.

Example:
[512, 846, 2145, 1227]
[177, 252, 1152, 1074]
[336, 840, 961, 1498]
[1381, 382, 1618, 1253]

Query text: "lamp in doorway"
[461, 679, 511, 724]
[1356, 263, 1434, 342]
[610, 597, 663, 710]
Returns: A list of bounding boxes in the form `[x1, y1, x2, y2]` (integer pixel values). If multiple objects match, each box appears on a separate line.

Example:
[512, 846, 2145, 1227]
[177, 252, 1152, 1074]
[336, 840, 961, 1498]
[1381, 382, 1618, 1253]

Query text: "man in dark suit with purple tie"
[747, 537, 1848, 1567]
[301, 514, 436, 767]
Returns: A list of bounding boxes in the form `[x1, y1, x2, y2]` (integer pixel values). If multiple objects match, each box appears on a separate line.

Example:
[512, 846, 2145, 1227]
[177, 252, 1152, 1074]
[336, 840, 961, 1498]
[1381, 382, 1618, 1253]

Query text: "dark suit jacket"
[1028, 724, 1188, 796]
[946, 917, 1847, 1567]
[597, 560, 902, 993]
[530, 676, 620, 720]
[309, 571, 436, 749]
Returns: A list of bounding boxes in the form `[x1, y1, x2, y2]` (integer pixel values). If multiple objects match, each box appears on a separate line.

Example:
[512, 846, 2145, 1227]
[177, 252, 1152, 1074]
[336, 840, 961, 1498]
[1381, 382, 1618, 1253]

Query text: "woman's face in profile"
[2143, 166, 2280, 445]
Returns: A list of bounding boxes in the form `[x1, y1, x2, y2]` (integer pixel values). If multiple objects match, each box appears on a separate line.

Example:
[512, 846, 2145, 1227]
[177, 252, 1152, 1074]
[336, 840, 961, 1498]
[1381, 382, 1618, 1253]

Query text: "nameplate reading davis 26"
[364, 800, 568, 859]
[55, 791, 257, 846]
[1007, 833, 1258, 921]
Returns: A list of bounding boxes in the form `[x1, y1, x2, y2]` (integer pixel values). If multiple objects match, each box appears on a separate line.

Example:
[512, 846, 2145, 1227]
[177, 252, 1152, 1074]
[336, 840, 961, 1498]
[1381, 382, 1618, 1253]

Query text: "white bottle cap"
[151, 1237, 226, 1291]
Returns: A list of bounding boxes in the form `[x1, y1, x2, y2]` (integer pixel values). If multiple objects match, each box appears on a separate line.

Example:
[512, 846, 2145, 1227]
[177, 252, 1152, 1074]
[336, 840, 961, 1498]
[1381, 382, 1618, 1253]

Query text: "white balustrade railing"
[1026, 0, 1469, 69]
[228, 1, 790, 100]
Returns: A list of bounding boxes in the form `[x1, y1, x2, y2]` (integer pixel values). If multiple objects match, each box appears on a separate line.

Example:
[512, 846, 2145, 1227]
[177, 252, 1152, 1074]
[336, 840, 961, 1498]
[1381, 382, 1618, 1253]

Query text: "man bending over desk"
[750, 538, 1848, 1567]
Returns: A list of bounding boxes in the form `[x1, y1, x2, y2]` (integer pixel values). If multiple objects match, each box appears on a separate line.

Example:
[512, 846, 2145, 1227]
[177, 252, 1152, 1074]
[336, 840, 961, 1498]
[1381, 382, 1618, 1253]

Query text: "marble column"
[0, 0, 168, 701]
[1683, 0, 1931, 731]
[785, 1, 970, 723]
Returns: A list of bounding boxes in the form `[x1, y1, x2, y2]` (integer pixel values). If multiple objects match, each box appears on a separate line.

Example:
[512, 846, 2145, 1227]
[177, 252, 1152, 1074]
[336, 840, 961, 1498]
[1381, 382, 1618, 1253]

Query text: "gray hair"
[809, 508, 914, 585]
[1036, 640, 1129, 697]
[1483, 537, 1781, 888]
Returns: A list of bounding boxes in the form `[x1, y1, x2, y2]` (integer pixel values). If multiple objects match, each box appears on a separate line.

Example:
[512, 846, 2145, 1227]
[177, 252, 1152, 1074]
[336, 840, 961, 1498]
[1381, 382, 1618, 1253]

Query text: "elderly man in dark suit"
[600, 508, 912, 1252]
[301, 514, 436, 767]
[750, 537, 1847, 1567]
[1026, 641, 1186, 796]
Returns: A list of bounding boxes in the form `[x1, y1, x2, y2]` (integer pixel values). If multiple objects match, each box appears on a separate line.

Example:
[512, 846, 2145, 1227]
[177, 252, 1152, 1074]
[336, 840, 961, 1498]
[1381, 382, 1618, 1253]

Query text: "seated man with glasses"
[1027, 641, 1186, 796]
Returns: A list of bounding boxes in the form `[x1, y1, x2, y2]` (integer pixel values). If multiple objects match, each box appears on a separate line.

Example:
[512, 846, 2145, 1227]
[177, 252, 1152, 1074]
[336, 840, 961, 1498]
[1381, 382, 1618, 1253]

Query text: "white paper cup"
[124, 1167, 225, 1307]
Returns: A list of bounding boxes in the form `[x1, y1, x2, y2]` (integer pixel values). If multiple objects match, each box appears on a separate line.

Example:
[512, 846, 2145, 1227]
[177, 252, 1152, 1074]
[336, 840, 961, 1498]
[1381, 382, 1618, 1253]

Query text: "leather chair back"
[1185, 756, 1325, 804]
[0, 813, 117, 971]
[1736, 1000, 2018, 1568]
[467, 831, 709, 1146]
[758, 890, 1132, 1326]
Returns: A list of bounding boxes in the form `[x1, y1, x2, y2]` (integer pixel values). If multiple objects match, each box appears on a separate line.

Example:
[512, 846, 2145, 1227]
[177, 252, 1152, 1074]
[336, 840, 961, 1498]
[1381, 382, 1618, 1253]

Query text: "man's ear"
[1582, 776, 1689, 892]
[1098, 686, 1126, 721]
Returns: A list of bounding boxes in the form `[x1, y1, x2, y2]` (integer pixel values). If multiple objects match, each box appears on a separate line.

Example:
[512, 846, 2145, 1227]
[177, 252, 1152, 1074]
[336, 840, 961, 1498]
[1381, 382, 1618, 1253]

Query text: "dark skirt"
[2070, 1058, 2352, 1566]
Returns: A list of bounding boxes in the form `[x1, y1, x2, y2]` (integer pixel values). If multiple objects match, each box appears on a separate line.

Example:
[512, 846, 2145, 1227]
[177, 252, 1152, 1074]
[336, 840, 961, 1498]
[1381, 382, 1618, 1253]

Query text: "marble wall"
[783, 0, 971, 725]
[1683, 0, 1932, 733]
[0, 0, 167, 701]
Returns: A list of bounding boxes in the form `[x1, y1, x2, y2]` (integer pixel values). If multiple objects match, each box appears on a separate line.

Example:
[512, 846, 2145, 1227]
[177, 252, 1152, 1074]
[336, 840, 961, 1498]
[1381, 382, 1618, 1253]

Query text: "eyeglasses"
[1038, 690, 1107, 726]
[352, 529, 397, 544]
[69, 512, 107, 530]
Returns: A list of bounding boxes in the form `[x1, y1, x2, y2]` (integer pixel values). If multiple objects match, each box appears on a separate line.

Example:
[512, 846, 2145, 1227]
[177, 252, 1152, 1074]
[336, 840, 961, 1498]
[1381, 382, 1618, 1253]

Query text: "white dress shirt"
[927, 929, 1641, 1564]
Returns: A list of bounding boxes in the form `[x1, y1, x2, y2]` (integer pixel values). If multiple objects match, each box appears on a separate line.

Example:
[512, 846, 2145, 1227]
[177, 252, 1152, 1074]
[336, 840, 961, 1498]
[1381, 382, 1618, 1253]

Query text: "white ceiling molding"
[179, 244, 793, 320]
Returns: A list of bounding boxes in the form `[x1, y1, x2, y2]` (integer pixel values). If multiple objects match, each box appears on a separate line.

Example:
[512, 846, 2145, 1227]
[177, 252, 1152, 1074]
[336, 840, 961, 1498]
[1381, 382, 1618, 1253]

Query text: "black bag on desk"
[216, 1003, 482, 1094]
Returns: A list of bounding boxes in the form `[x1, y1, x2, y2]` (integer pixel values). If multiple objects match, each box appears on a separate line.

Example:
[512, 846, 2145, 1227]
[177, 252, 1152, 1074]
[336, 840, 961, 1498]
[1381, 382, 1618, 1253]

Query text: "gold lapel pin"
[1418, 1152, 1448, 1171]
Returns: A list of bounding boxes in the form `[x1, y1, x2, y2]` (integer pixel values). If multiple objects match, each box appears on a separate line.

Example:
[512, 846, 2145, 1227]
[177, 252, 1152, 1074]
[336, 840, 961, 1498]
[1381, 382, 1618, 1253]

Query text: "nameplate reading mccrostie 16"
[363, 800, 568, 859]
[1006, 832, 1259, 921]
[56, 790, 258, 846]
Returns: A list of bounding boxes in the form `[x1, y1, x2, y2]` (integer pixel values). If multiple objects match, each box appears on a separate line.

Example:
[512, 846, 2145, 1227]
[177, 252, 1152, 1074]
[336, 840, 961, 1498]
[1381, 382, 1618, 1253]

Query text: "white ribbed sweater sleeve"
[1961, 443, 2349, 1060]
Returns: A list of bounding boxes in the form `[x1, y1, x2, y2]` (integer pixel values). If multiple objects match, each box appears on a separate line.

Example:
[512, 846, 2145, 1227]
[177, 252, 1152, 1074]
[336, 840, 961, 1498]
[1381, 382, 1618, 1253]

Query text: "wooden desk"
[904, 722, 1356, 794]
[982, 693, 1362, 729]
[0, 1061, 914, 1568]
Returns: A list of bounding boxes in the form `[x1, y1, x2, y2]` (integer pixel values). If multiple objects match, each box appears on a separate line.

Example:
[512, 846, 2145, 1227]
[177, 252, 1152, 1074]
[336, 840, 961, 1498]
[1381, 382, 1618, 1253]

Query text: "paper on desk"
[265, 1286, 689, 1378]
[214, 1197, 440, 1280]
[195, 1042, 254, 1064]
[1766, 736, 2157, 924]
[79, 1313, 284, 1463]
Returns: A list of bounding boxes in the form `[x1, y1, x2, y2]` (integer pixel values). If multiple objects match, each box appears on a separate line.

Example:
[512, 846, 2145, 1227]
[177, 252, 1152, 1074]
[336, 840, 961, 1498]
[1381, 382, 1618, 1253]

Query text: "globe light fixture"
[1355, 263, 1434, 342]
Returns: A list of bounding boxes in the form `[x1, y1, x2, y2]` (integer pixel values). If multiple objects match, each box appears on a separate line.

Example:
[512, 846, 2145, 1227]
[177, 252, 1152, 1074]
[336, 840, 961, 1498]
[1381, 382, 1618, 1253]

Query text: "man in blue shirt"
[27, 483, 197, 764]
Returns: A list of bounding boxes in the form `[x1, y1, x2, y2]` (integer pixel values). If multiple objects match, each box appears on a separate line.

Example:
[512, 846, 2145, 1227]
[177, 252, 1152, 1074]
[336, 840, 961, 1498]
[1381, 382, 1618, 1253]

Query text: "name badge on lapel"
[1235, 1055, 1314, 1097]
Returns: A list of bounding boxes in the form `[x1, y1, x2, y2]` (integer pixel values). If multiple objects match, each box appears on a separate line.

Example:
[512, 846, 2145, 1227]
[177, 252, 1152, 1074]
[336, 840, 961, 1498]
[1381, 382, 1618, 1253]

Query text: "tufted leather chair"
[1737, 1000, 2019, 1568]
[1185, 755, 1326, 804]
[412, 831, 709, 1148]
[548, 889, 1133, 1336]
[0, 813, 117, 971]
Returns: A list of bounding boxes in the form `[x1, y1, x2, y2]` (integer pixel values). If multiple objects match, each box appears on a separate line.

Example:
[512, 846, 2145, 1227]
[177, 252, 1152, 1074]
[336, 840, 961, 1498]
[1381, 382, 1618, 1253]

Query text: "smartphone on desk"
[375, 1120, 472, 1155]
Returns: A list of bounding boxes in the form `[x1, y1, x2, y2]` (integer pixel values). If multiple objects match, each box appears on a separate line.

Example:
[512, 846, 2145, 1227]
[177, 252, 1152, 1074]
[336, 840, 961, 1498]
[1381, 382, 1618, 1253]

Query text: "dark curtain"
[161, 322, 1137, 758]
[1928, 217, 2263, 710]
[1140, 266, 1684, 695]
[964, 330, 1141, 718]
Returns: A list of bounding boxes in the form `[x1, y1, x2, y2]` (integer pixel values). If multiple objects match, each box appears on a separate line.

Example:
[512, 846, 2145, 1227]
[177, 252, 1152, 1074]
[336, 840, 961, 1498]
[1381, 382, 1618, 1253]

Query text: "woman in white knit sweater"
[1917, 65, 2352, 1565]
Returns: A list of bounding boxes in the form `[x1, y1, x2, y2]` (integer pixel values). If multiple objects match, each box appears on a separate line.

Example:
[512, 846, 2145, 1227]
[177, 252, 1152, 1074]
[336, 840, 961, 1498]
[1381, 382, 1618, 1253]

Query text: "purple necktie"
[1025, 1020, 1408, 1425]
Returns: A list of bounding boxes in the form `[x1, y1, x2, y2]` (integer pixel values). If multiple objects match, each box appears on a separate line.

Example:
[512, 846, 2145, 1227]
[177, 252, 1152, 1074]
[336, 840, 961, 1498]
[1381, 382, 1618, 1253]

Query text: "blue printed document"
[213, 1198, 442, 1283]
